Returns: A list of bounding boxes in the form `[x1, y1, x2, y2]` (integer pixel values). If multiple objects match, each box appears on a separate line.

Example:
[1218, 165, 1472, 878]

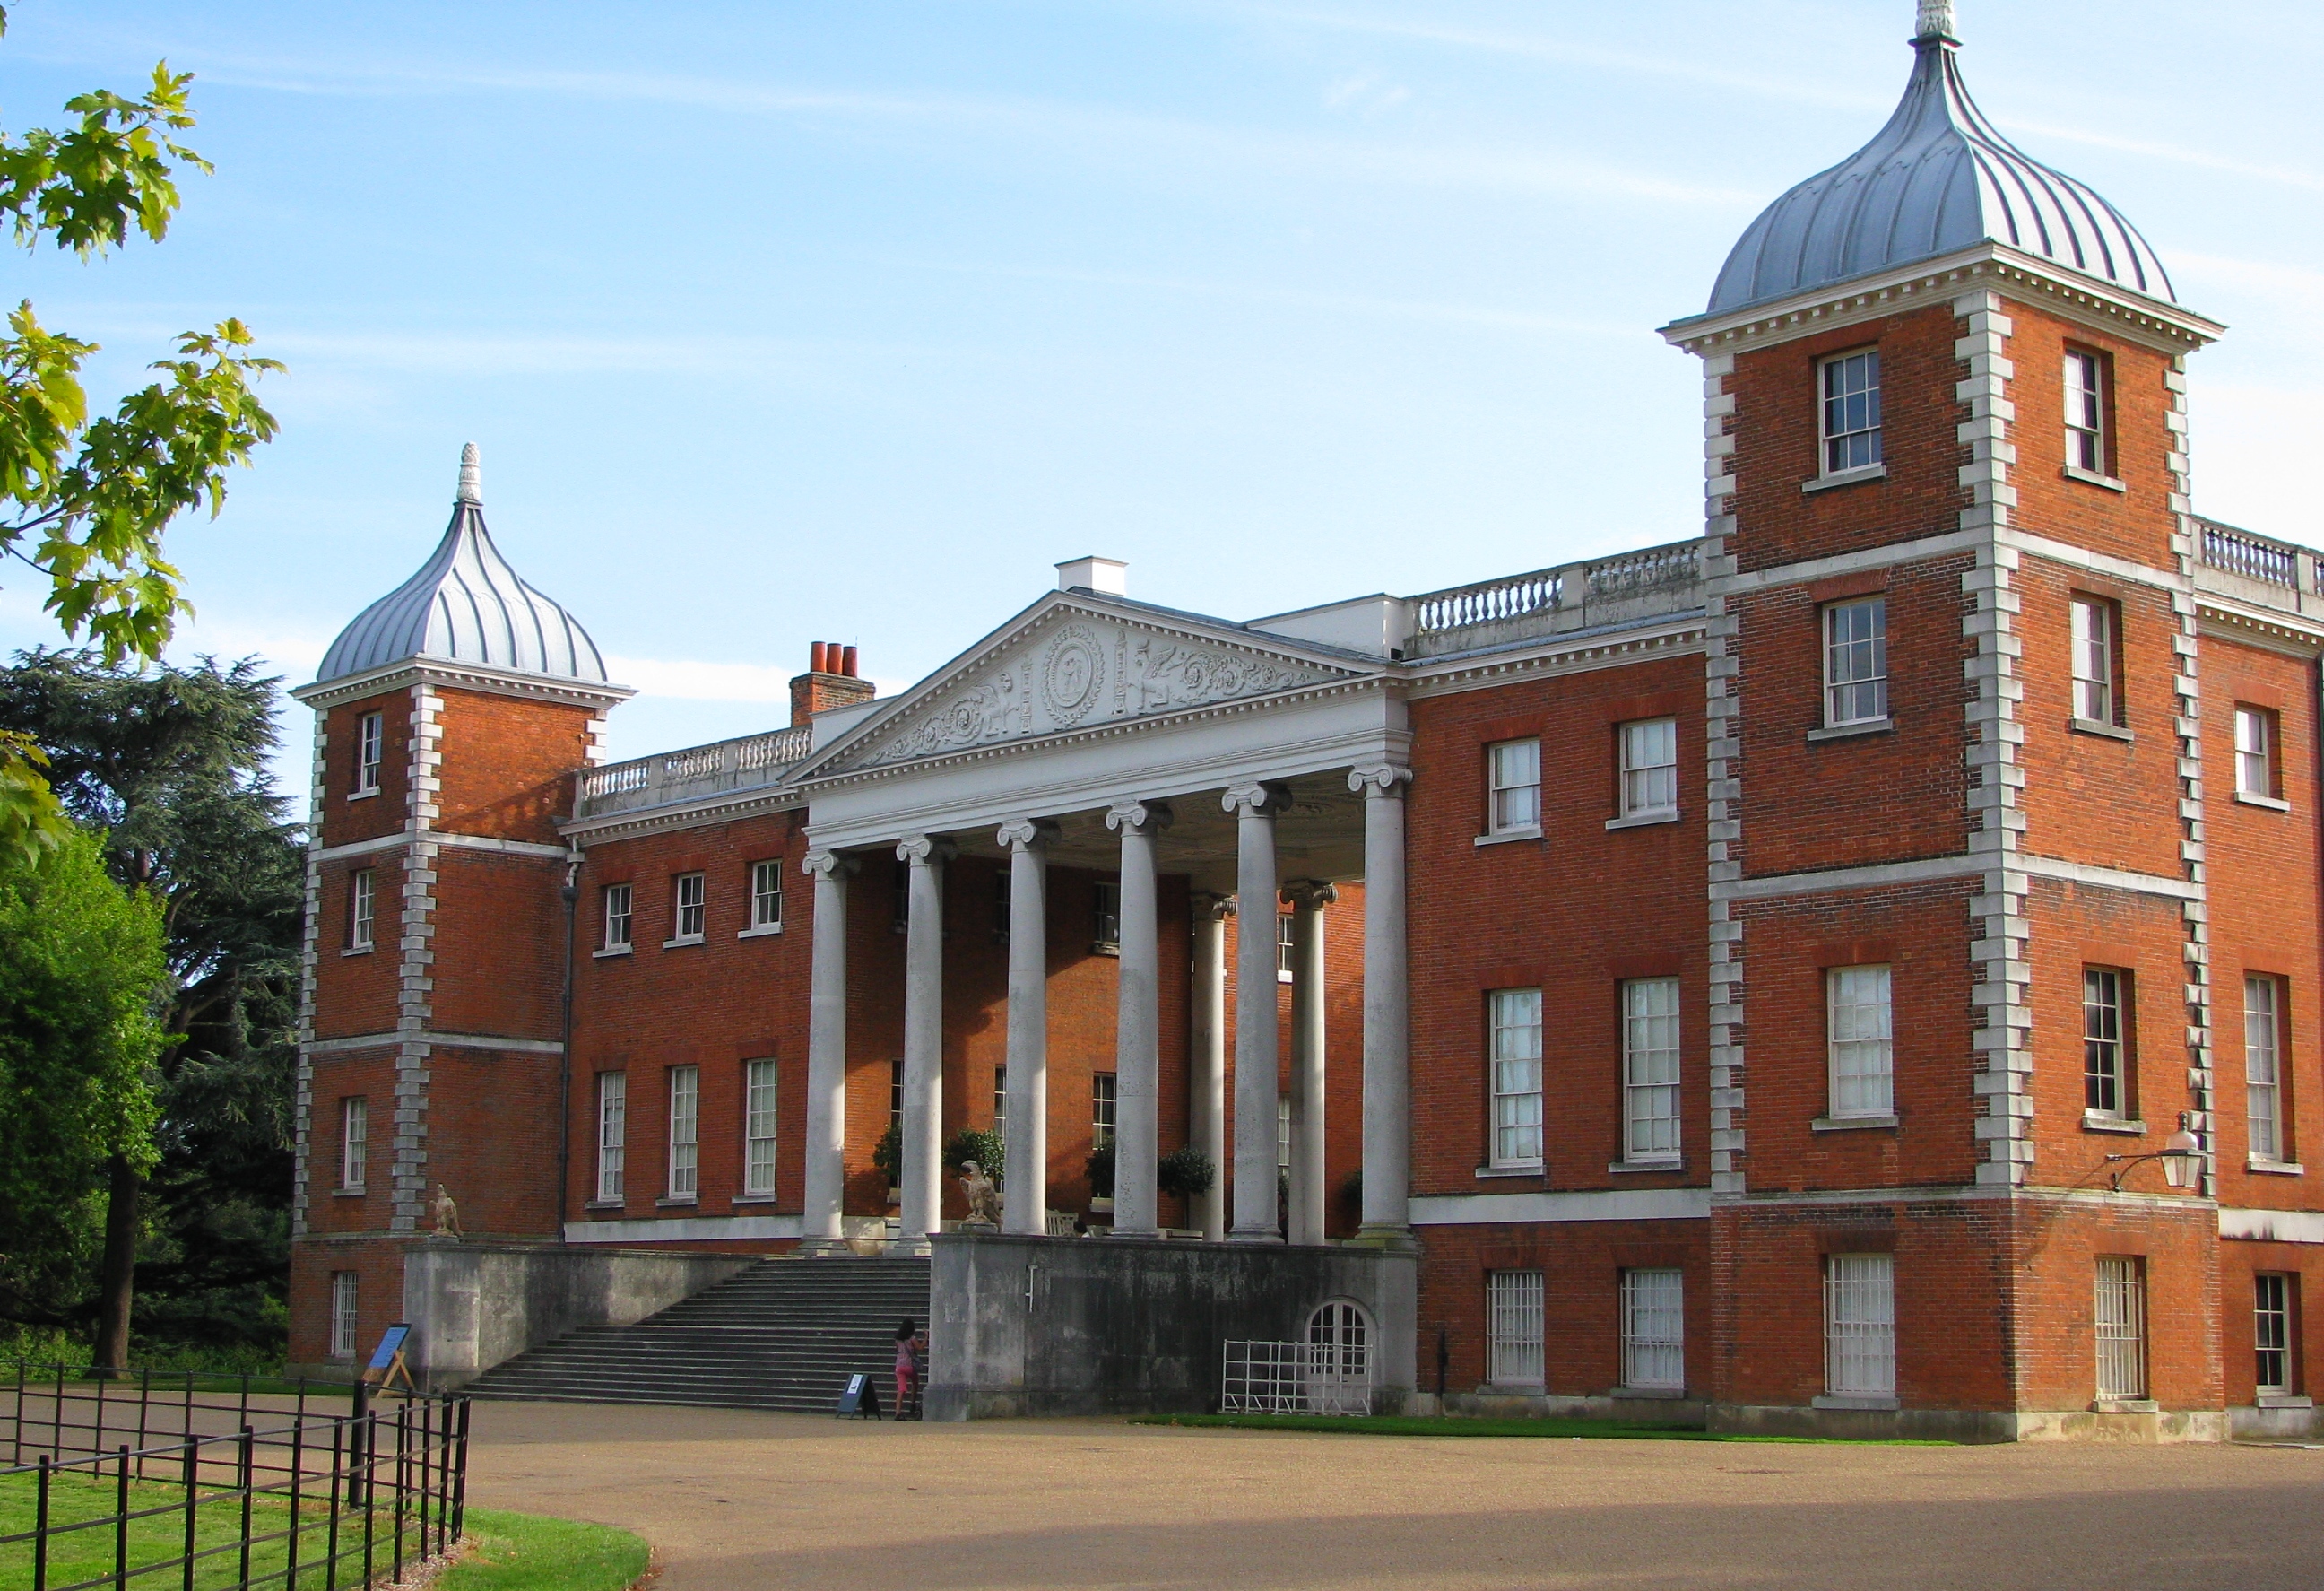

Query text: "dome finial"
[1914, 0, 1957, 43]
[456, 441, 481, 505]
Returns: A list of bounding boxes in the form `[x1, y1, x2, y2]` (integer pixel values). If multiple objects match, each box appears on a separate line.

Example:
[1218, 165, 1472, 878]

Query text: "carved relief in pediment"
[856, 619, 1346, 768]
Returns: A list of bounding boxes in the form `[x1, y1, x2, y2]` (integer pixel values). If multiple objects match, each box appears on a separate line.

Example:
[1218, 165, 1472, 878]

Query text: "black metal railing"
[3, 1363, 468, 1590]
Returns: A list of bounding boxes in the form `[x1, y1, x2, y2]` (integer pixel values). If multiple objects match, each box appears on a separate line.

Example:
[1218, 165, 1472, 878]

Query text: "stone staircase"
[461, 1255, 931, 1413]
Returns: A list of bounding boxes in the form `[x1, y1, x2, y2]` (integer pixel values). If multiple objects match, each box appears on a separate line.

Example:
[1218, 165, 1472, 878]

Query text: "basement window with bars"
[330, 1273, 359, 1361]
[2256, 1274, 2294, 1397]
[1622, 1268, 1686, 1393]
[666, 1065, 699, 1200]
[1824, 1254, 1895, 1397]
[2247, 976, 2284, 1161]
[1487, 1270, 1545, 1387]
[2084, 969, 2128, 1119]
[750, 859, 784, 931]
[1820, 349, 1882, 474]
[1489, 988, 1544, 1169]
[744, 1059, 779, 1197]
[1823, 598, 1887, 727]
[354, 711, 383, 796]
[2094, 1257, 2146, 1402]
[595, 1072, 628, 1203]
[1621, 978, 1681, 1163]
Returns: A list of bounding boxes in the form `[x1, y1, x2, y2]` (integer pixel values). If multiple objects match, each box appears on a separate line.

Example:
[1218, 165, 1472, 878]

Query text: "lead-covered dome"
[1707, 2, 2172, 315]
[316, 444, 609, 684]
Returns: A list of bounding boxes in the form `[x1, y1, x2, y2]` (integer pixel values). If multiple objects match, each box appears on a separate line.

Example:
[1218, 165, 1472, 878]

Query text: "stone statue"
[957, 1161, 1002, 1228]
[431, 1184, 464, 1239]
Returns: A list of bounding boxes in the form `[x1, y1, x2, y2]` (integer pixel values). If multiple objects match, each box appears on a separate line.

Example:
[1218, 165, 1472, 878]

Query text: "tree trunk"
[91, 1153, 141, 1376]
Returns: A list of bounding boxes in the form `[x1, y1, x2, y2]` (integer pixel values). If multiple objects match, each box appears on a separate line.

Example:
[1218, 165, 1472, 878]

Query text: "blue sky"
[0, 1, 2316, 779]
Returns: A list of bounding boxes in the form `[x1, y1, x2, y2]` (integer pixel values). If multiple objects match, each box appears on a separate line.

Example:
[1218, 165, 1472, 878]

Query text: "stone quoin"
[286, 8, 2324, 1439]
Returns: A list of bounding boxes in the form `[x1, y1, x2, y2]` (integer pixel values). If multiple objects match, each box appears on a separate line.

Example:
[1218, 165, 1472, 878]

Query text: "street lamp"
[2105, 1117, 2203, 1192]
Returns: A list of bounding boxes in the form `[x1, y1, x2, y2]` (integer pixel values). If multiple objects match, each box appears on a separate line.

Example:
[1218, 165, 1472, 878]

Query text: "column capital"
[1280, 879, 1340, 909]
[1106, 798, 1175, 833]
[995, 817, 1061, 853]
[1348, 764, 1414, 797]
[1193, 891, 1238, 921]
[801, 849, 859, 879]
[896, 834, 958, 866]
[1223, 780, 1294, 818]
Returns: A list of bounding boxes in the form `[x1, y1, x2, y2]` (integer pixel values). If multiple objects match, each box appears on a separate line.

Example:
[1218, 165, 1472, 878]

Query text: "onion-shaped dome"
[1707, 1, 2172, 315]
[316, 444, 608, 683]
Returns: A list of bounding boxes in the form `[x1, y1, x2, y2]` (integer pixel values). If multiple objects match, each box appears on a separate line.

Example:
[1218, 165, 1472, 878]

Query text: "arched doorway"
[1304, 1299, 1374, 1413]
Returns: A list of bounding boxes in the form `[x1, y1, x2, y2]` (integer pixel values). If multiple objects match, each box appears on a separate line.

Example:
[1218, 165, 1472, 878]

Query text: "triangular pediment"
[807, 595, 1373, 776]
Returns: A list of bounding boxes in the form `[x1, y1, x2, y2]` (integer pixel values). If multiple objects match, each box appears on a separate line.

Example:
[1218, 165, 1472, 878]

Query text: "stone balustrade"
[576, 724, 812, 819]
[1407, 539, 1704, 658]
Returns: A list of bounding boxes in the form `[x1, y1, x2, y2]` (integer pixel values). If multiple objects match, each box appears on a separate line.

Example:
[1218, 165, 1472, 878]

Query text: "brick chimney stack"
[789, 640, 875, 726]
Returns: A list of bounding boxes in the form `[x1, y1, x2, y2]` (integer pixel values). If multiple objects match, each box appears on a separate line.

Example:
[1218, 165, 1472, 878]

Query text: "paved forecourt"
[460, 1401, 2324, 1590]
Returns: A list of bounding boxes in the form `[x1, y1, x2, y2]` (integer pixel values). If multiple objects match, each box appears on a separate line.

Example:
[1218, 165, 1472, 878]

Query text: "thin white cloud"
[603, 655, 798, 703]
[1991, 118, 2324, 195]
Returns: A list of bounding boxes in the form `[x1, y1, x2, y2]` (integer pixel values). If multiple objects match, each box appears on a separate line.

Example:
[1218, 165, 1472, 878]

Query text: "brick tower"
[285, 445, 632, 1375]
[1661, 1, 2242, 1435]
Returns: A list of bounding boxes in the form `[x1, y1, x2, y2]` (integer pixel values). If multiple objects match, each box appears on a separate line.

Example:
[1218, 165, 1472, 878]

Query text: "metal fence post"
[287, 1415, 306, 1588]
[33, 1452, 51, 1591]
[137, 1369, 152, 1480]
[52, 1362, 65, 1460]
[113, 1443, 131, 1589]
[180, 1439, 198, 1591]
[450, 1397, 471, 1540]
[361, 1413, 377, 1590]
[238, 1424, 255, 1588]
[325, 1420, 343, 1591]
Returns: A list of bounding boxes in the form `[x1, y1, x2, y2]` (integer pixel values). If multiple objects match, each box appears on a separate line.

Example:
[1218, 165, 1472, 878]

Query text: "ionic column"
[1107, 800, 1172, 1239]
[1283, 880, 1337, 1246]
[896, 834, 952, 1255]
[996, 818, 1056, 1236]
[1350, 765, 1414, 1247]
[799, 850, 856, 1254]
[1189, 893, 1234, 1242]
[1225, 781, 1290, 1243]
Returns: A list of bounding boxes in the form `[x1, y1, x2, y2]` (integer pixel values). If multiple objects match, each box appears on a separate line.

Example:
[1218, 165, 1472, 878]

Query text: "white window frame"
[349, 868, 375, 952]
[1617, 718, 1678, 821]
[1277, 1095, 1292, 1171]
[2236, 707, 2277, 801]
[2247, 975, 2283, 1162]
[1093, 880, 1121, 952]
[595, 1071, 628, 1203]
[330, 1272, 359, 1361]
[2064, 348, 2107, 475]
[1276, 910, 1296, 984]
[2255, 1273, 2293, 1397]
[1092, 1072, 1116, 1149]
[672, 872, 706, 943]
[749, 860, 784, 931]
[1621, 978, 1682, 1163]
[354, 711, 383, 796]
[2071, 596, 2118, 726]
[1824, 1253, 1895, 1396]
[340, 1096, 368, 1192]
[1826, 965, 1895, 1120]
[666, 1065, 699, 1200]
[1621, 1268, 1686, 1392]
[2094, 1256, 2146, 1402]
[1488, 987, 1544, 1169]
[603, 883, 633, 952]
[2085, 969, 2126, 1119]
[1487, 737, 1542, 837]
[1819, 348, 1882, 475]
[743, 1059, 778, 1197]
[1823, 598, 1888, 727]
[1487, 1270, 1545, 1387]
[993, 1064, 1007, 1150]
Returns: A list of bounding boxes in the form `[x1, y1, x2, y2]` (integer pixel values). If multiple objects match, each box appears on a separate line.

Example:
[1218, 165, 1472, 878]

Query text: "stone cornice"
[560, 783, 806, 844]
[290, 657, 635, 713]
[311, 829, 571, 865]
[1403, 620, 1706, 700]
[1659, 243, 2223, 359]
[2197, 604, 2324, 656]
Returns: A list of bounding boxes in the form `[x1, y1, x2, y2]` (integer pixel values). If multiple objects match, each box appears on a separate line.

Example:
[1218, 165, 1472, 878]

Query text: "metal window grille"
[2237, 707, 2276, 799]
[2065, 349, 2106, 474]
[1623, 978, 1682, 1161]
[993, 1065, 1007, 1151]
[2255, 1274, 2292, 1395]
[1487, 1271, 1545, 1386]
[2071, 597, 2116, 725]
[603, 883, 632, 950]
[1093, 880, 1121, 948]
[1826, 966, 1894, 1118]
[350, 868, 374, 951]
[744, 1060, 779, 1196]
[674, 873, 706, 940]
[2247, 976, 2282, 1161]
[1823, 599, 1887, 726]
[667, 1066, 699, 1198]
[341, 1097, 367, 1192]
[1821, 350, 1882, 473]
[750, 859, 784, 929]
[1622, 1268, 1686, 1391]
[1277, 1097, 1292, 1171]
[356, 711, 383, 793]
[1619, 718, 1678, 818]
[1221, 1340, 1371, 1416]
[329, 1272, 359, 1360]
[595, 1073, 627, 1202]
[2084, 969, 2123, 1117]
[2094, 1257, 2146, 1401]
[1092, 1074, 1115, 1149]
[1824, 1254, 1895, 1396]
[1488, 738, 1542, 833]
[1489, 988, 1544, 1167]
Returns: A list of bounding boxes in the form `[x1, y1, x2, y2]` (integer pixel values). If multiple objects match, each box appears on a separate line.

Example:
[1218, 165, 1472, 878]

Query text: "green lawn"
[0, 1468, 646, 1590]
[1132, 1413, 1952, 1445]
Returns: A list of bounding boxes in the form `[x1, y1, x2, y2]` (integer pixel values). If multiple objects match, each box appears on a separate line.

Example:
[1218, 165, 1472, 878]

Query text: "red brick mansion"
[286, 5, 2324, 1439]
